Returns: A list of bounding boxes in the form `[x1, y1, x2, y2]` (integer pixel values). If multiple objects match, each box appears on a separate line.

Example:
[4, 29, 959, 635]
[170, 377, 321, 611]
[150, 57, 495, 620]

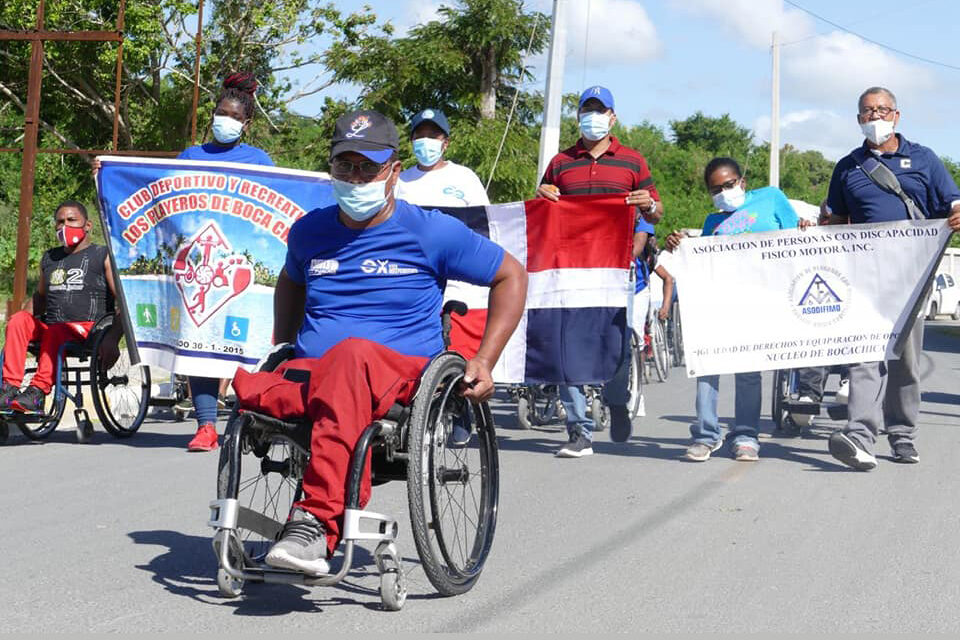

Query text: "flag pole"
[537, 0, 567, 182]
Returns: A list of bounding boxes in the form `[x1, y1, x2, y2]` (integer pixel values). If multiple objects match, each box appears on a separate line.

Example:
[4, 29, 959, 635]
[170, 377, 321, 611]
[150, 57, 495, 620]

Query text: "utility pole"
[538, 0, 567, 181]
[769, 30, 781, 188]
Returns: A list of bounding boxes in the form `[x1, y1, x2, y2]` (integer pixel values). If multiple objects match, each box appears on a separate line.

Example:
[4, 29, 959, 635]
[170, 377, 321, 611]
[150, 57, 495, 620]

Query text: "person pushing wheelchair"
[231, 109, 527, 576]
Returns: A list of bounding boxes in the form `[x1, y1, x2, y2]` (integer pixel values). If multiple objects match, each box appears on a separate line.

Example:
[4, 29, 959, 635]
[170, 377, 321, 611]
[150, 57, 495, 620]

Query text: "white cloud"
[753, 109, 860, 161]
[780, 31, 937, 108]
[564, 0, 661, 67]
[675, 0, 812, 48]
[394, 1, 444, 36]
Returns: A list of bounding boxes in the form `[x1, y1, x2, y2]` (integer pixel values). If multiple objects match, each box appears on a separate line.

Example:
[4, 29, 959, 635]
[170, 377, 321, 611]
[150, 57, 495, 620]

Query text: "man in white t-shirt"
[396, 109, 490, 207]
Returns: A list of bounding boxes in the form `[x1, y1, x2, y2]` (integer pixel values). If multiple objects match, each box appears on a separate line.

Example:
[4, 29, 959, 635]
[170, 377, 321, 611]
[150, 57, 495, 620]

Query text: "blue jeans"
[188, 375, 219, 427]
[692, 372, 761, 447]
[560, 385, 593, 441]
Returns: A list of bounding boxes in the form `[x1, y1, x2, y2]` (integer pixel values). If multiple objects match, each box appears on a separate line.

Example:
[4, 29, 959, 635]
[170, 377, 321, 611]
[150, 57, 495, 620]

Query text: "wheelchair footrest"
[342, 507, 399, 543]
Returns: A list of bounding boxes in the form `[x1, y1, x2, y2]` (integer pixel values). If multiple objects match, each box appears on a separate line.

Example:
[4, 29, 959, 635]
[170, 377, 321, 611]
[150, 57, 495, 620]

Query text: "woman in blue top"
[178, 72, 275, 452]
[666, 157, 800, 463]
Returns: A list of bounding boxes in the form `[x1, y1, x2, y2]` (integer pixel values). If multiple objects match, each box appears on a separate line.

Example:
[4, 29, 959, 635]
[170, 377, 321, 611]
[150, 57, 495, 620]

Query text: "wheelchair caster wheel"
[516, 396, 534, 430]
[76, 420, 94, 444]
[379, 569, 406, 611]
[217, 567, 244, 598]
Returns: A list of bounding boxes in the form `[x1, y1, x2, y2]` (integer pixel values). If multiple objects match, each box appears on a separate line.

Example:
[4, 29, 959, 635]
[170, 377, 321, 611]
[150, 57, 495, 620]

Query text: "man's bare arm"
[273, 268, 306, 344]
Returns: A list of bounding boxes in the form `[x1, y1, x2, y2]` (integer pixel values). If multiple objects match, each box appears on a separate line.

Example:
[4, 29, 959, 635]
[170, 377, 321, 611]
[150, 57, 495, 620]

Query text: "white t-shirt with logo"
[396, 161, 490, 207]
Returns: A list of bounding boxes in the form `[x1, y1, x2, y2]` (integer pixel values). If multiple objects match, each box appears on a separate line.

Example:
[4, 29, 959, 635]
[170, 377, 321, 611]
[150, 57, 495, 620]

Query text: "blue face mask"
[579, 112, 611, 141]
[413, 137, 444, 167]
[332, 178, 389, 222]
[212, 115, 244, 144]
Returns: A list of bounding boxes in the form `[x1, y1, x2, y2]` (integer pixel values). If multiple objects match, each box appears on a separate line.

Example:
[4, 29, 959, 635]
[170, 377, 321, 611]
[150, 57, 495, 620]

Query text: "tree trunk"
[479, 45, 497, 120]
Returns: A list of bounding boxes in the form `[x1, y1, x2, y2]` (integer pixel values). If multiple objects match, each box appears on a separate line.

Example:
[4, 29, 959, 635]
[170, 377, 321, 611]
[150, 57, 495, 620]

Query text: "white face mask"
[212, 115, 245, 144]
[579, 112, 611, 141]
[712, 183, 746, 212]
[332, 177, 389, 222]
[860, 118, 895, 146]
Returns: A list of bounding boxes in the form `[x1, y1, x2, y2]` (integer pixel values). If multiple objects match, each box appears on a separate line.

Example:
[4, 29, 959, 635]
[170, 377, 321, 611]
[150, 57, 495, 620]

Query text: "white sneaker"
[835, 378, 849, 404]
[790, 396, 816, 427]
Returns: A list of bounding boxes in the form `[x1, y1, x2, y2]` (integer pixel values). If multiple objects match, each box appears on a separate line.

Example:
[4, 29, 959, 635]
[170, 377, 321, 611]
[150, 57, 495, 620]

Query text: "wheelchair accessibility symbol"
[223, 316, 249, 342]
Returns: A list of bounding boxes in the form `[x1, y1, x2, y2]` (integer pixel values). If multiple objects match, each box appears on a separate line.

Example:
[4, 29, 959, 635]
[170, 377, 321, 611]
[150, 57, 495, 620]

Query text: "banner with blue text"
[96, 156, 332, 378]
[671, 219, 951, 377]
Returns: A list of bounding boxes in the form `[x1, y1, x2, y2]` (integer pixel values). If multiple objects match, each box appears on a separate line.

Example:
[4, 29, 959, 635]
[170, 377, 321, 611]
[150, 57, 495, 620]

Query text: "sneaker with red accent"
[187, 423, 218, 452]
[10, 385, 46, 413]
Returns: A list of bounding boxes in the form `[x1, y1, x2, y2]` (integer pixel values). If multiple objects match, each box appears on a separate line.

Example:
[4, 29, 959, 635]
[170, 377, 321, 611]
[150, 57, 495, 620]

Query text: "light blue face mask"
[413, 137, 444, 167]
[332, 178, 388, 222]
[579, 112, 611, 141]
[212, 115, 244, 144]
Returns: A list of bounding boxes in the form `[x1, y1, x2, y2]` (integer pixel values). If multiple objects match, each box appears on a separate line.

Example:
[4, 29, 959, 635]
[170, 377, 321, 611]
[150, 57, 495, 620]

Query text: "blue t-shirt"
[285, 200, 505, 359]
[701, 186, 798, 236]
[827, 135, 960, 223]
[634, 217, 655, 293]
[177, 143, 274, 166]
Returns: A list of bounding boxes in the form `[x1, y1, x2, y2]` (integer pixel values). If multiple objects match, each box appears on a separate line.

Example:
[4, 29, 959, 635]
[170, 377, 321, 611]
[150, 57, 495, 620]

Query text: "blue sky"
[281, 0, 957, 162]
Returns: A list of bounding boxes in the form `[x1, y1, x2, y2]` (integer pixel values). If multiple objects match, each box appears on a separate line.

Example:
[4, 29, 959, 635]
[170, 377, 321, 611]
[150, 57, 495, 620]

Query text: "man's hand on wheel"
[461, 357, 495, 403]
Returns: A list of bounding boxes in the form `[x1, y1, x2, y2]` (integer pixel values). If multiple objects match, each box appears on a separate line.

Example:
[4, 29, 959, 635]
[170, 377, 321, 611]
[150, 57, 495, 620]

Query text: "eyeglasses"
[708, 178, 741, 195]
[330, 158, 388, 179]
[859, 105, 895, 118]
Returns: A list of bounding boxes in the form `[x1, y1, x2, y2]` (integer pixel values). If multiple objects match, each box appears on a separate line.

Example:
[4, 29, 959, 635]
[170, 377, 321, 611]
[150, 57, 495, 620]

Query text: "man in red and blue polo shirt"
[537, 85, 662, 457]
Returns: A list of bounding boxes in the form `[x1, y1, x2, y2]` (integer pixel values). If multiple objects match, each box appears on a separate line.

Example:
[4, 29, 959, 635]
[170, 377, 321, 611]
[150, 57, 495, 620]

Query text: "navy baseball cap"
[330, 109, 399, 163]
[410, 108, 451, 136]
[578, 85, 615, 111]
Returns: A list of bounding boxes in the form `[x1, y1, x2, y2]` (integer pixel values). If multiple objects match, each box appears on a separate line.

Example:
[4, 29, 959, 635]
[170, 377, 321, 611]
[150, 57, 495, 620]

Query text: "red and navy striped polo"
[540, 136, 660, 202]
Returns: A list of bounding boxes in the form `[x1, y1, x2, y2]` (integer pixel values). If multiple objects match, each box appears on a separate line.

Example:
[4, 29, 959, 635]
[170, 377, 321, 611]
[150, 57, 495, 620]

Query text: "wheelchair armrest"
[89, 314, 115, 336]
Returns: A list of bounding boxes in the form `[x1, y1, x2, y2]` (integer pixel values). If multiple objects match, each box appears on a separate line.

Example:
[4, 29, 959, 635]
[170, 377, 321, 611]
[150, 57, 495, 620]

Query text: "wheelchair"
[0, 314, 151, 444]
[667, 298, 684, 368]
[642, 311, 670, 384]
[207, 336, 499, 610]
[771, 366, 849, 436]
[512, 329, 643, 431]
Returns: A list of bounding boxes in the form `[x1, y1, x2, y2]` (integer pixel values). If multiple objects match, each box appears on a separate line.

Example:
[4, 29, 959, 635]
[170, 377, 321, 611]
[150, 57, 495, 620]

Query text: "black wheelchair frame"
[771, 367, 849, 436]
[207, 305, 499, 611]
[0, 314, 151, 444]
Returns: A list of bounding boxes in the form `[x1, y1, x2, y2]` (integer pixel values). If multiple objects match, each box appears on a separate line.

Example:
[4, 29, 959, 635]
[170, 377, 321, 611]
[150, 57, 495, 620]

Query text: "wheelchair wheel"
[670, 302, 684, 367]
[626, 331, 643, 420]
[590, 395, 610, 432]
[90, 332, 151, 438]
[771, 369, 793, 433]
[516, 391, 535, 430]
[651, 318, 670, 382]
[406, 352, 499, 596]
[217, 412, 307, 563]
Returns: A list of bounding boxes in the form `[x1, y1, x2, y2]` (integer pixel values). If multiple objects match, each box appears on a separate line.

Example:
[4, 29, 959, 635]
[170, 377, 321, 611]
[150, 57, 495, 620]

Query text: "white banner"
[671, 219, 952, 377]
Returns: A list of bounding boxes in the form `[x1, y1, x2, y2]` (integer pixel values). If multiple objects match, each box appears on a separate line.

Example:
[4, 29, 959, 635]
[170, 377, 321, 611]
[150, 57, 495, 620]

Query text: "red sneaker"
[187, 423, 218, 452]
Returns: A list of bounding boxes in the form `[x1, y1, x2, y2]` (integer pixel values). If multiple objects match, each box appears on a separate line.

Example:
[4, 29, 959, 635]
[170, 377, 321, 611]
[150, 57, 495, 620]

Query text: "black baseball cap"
[410, 108, 451, 136]
[330, 109, 399, 163]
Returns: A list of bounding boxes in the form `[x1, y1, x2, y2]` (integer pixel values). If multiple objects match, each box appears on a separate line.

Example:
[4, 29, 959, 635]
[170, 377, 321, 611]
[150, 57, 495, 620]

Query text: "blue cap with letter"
[578, 85, 615, 111]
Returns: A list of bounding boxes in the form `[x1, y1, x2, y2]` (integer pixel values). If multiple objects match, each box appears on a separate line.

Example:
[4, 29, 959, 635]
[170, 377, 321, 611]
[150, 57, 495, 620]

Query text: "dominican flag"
[436, 194, 634, 385]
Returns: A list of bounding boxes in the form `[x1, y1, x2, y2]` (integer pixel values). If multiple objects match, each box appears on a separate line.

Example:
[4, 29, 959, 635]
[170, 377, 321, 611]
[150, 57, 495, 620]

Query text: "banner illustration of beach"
[671, 219, 951, 378]
[96, 156, 333, 378]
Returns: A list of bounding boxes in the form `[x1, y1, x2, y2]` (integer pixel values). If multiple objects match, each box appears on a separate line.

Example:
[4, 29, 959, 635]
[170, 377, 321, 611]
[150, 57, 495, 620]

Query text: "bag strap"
[851, 147, 924, 220]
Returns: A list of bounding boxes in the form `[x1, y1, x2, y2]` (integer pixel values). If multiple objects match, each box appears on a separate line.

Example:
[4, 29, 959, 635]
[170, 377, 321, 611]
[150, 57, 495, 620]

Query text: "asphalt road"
[2, 322, 959, 633]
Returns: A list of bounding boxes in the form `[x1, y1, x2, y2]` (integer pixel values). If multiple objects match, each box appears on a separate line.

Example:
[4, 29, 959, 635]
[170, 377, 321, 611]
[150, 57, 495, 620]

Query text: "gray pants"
[845, 319, 924, 452]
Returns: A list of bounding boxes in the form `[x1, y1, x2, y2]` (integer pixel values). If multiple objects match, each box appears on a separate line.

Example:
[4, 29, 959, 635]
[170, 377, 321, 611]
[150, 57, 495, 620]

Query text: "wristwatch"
[647, 200, 658, 215]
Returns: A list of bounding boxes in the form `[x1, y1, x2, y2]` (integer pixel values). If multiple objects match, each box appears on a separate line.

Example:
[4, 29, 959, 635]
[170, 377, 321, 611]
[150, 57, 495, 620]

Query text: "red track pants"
[233, 338, 429, 555]
[2, 311, 94, 394]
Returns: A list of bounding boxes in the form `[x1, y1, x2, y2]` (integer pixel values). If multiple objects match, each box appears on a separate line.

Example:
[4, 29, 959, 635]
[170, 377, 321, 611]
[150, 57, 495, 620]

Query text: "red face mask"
[57, 225, 86, 248]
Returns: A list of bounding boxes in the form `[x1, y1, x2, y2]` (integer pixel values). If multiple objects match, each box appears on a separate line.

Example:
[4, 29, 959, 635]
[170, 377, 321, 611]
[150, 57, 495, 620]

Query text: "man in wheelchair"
[1, 201, 121, 413]
[231, 109, 526, 576]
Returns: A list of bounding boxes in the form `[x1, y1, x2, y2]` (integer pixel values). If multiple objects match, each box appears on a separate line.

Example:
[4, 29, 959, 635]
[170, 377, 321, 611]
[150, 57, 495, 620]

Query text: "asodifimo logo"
[789, 266, 850, 326]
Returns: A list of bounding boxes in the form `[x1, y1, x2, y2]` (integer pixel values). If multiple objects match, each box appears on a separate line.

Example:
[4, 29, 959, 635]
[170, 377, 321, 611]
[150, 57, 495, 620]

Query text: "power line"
[782, 0, 960, 72]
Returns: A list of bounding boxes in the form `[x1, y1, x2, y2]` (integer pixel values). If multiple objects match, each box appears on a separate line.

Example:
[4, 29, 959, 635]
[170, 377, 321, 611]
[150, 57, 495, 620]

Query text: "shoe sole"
[828, 432, 877, 471]
[684, 441, 722, 462]
[734, 450, 759, 462]
[556, 447, 593, 458]
[187, 442, 218, 452]
[265, 548, 330, 576]
[891, 451, 920, 464]
[9, 401, 41, 414]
